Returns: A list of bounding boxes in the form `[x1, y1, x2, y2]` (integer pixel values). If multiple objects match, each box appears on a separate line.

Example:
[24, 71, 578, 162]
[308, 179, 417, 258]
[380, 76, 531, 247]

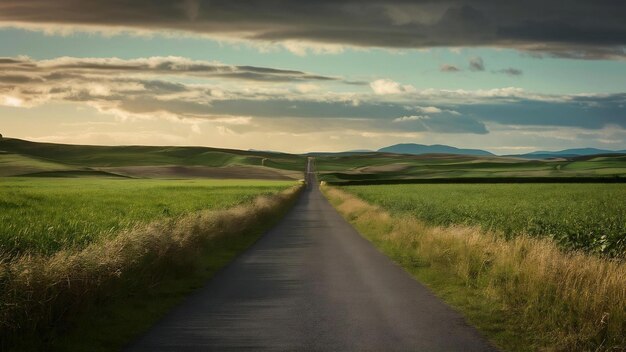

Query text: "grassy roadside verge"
[322, 185, 625, 351]
[1, 184, 303, 351]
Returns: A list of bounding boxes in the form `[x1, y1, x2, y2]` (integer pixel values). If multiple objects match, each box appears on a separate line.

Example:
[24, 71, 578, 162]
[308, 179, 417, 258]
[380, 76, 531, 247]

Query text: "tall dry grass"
[0, 185, 302, 348]
[323, 186, 626, 351]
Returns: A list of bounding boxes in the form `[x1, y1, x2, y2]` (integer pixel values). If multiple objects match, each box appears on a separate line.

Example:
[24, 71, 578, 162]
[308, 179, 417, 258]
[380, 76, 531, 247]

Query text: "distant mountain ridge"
[520, 148, 626, 157]
[378, 143, 494, 156]
[375, 143, 626, 158]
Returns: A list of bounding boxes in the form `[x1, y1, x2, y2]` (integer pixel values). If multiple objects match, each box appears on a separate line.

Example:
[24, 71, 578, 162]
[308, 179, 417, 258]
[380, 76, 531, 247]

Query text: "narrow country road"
[126, 158, 497, 351]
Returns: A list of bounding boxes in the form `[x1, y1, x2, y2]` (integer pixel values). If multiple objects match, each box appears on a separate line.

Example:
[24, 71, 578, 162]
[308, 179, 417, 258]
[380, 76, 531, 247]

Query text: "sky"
[0, 0, 625, 154]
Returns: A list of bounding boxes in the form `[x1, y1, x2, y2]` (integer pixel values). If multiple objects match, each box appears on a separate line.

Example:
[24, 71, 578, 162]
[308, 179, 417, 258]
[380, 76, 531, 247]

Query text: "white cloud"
[370, 79, 416, 95]
[295, 83, 320, 93]
[417, 106, 442, 113]
[210, 116, 252, 125]
[216, 125, 236, 135]
[393, 115, 429, 123]
[415, 105, 462, 115]
[190, 123, 201, 134]
[281, 40, 345, 56]
[440, 64, 461, 72]
[1, 95, 23, 107]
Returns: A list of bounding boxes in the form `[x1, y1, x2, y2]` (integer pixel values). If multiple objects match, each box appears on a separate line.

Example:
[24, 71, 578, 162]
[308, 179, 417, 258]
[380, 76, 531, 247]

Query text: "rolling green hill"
[0, 138, 306, 179]
[315, 152, 626, 183]
[2, 137, 624, 182]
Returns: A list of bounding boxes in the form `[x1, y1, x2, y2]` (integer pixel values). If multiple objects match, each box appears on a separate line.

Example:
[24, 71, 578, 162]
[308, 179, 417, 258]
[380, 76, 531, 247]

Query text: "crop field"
[342, 183, 626, 256]
[0, 177, 295, 256]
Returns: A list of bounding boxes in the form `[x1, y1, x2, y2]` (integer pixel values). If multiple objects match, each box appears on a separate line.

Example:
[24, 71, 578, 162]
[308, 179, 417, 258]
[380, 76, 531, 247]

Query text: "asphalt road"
[126, 159, 497, 351]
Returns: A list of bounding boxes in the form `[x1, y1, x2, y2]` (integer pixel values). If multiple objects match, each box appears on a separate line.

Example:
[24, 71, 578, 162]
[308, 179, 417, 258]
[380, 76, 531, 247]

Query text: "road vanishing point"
[127, 158, 497, 351]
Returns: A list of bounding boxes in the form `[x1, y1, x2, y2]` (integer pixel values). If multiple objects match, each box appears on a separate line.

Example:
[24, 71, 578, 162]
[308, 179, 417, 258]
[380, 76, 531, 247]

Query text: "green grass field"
[0, 178, 294, 256]
[342, 183, 626, 256]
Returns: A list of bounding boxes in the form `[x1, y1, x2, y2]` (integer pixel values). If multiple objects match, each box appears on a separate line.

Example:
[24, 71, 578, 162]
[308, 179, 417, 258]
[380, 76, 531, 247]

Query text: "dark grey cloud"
[0, 58, 23, 64]
[0, 56, 339, 83]
[496, 68, 523, 76]
[469, 57, 485, 71]
[113, 92, 625, 133]
[0, 74, 44, 83]
[393, 115, 489, 134]
[460, 94, 626, 129]
[117, 96, 489, 134]
[140, 80, 188, 93]
[0, 1, 624, 59]
[440, 64, 461, 72]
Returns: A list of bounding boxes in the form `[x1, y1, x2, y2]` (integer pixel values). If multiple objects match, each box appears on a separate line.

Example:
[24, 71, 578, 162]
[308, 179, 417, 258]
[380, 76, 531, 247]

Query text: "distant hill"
[314, 151, 626, 183]
[376, 144, 626, 158]
[513, 148, 626, 159]
[378, 143, 493, 156]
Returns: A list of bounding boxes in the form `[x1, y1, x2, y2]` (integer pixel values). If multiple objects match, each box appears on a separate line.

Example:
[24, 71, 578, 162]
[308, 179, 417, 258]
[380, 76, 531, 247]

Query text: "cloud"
[0, 1, 624, 59]
[1, 55, 624, 137]
[392, 115, 488, 134]
[0, 56, 338, 83]
[0, 55, 345, 123]
[370, 79, 416, 95]
[417, 106, 442, 114]
[280, 40, 345, 56]
[469, 56, 485, 71]
[459, 96, 626, 129]
[182, 0, 201, 21]
[228, 113, 489, 135]
[416, 106, 461, 115]
[440, 64, 461, 72]
[393, 115, 428, 122]
[496, 67, 523, 76]
[1, 95, 23, 107]
[28, 130, 189, 146]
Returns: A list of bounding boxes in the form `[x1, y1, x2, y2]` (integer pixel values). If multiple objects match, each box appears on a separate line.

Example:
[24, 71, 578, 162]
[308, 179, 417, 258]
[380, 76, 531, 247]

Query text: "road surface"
[126, 158, 496, 351]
